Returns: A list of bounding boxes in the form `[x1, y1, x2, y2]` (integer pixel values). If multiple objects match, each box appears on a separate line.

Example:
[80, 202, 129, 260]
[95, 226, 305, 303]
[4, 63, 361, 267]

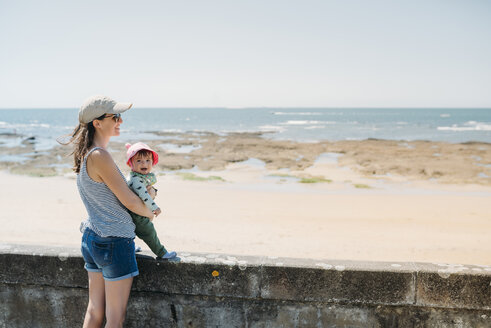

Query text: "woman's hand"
[147, 186, 156, 200]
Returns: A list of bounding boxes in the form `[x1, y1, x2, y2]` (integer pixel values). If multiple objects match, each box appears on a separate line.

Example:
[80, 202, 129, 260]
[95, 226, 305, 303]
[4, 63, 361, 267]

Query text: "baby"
[125, 142, 177, 260]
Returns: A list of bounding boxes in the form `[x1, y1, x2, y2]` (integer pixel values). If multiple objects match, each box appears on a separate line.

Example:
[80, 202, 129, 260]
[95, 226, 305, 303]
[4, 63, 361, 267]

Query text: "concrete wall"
[0, 243, 490, 327]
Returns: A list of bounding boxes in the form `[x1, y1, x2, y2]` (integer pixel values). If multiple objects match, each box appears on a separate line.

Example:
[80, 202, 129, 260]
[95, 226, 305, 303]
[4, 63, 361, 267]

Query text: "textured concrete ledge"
[1, 243, 491, 327]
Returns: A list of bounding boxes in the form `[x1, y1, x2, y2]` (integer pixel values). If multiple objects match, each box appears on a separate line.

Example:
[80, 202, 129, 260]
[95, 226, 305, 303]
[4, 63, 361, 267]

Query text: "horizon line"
[1, 106, 491, 110]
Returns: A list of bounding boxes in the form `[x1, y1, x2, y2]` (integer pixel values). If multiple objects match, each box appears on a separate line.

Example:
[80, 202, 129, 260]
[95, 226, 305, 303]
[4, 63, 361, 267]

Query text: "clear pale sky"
[0, 0, 490, 108]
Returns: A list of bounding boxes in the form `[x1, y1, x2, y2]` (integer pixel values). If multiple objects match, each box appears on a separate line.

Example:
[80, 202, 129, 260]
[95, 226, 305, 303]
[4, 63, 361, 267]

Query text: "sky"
[0, 0, 490, 108]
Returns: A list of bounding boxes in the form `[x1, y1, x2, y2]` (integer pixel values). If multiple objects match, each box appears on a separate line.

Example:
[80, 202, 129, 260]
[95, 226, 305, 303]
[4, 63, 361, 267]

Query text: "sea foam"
[280, 120, 335, 126]
[273, 112, 322, 116]
[258, 125, 285, 132]
[437, 121, 491, 132]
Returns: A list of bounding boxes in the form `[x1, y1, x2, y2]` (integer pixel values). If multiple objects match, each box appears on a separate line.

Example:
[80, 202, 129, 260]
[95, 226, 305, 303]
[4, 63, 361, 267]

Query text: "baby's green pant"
[131, 212, 167, 257]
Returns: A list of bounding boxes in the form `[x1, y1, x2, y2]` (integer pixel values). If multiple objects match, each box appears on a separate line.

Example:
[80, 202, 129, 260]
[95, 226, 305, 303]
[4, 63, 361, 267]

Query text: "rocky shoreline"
[0, 131, 490, 185]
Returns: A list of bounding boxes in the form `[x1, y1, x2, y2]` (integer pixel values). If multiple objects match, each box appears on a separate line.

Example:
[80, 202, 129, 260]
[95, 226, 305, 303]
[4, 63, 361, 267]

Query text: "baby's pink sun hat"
[125, 142, 159, 167]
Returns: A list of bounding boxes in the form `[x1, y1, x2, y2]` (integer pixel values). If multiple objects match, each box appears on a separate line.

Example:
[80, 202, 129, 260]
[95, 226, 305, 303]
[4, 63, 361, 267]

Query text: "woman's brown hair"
[59, 114, 104, 173]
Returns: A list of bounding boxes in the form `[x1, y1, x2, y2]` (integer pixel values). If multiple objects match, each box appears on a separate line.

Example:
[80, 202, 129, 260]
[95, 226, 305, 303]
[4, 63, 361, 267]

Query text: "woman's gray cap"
[79, 95, 132, 123]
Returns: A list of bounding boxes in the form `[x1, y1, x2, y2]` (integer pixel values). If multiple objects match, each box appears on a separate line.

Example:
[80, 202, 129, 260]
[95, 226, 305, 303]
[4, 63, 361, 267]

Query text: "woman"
[66, 95, 157, 328]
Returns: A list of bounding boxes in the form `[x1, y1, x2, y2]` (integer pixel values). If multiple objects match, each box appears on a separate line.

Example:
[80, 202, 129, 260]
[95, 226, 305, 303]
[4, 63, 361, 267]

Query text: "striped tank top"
[77, 147, 135, 238]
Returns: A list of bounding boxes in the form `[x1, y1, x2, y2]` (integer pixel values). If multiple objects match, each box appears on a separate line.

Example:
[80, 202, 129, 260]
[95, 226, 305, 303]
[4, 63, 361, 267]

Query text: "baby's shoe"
[157, 251, 178, 261]
[135, 246, 142, 253]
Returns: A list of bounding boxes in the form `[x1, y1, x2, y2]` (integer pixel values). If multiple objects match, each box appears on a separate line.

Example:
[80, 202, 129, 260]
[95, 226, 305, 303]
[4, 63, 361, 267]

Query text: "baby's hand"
[153, 208, 162, 217]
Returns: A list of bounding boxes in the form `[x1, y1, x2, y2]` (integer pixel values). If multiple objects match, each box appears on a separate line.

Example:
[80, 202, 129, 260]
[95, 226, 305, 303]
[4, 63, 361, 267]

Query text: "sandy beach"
[0, 132, 490, 266]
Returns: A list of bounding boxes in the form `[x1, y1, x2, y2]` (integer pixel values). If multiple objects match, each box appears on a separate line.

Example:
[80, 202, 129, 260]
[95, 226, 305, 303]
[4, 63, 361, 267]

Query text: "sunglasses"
[106, 113, 122, 122]
[95, 113, 122, 123]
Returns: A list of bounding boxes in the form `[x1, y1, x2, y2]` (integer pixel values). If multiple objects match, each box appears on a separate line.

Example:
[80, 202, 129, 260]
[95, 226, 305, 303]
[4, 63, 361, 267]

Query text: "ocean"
[0, 107, 490, 151]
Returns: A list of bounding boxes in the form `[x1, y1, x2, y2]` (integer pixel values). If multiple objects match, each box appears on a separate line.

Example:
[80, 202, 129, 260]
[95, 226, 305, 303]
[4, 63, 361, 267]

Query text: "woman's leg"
[104, 277, 133, 328]
[83, 271, 106, 328]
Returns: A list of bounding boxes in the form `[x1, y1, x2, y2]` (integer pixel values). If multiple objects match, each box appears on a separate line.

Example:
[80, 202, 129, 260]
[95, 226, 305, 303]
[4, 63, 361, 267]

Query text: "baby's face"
[132, 155, 153, 175]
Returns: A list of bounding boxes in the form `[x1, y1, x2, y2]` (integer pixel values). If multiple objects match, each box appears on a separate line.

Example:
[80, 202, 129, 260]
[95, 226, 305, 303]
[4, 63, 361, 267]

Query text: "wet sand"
[0, 132, 490, 266]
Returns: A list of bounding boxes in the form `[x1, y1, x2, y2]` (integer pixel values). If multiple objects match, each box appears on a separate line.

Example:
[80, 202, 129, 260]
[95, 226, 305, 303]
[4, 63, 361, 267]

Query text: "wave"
[258, 125, 286, 132]
[279, 120, 335, 126]
[273, 112, 322, 116]
[437, 121, 491, 132]
[32, 123, 50, 128]
[280, 120, 320, 125]
[440, 114, 451, 118]
[0, 122, 51, 129]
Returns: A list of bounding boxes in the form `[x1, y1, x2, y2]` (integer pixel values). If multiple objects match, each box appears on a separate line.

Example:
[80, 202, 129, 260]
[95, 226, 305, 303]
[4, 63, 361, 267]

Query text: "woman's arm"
[88, 149, 155, 219]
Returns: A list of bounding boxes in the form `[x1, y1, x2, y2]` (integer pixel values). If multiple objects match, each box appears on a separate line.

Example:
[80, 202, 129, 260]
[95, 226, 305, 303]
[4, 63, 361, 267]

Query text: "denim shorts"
[81, 228, 139, 281]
